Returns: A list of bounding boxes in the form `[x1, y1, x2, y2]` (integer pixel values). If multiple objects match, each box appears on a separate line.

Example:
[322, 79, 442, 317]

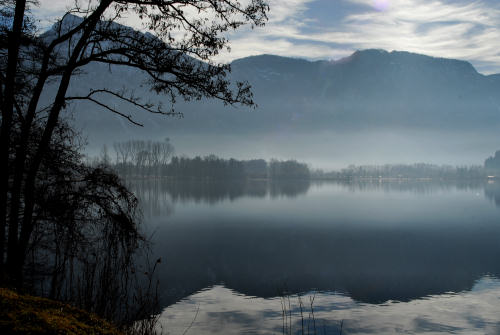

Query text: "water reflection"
[484, 180, 500, 207]
[336, 179, 485, 195]
[159, 276, 500, 335]
[128, 179, 311, 210]
[132, 179, 500, 323]
[128, 180, 175, 218]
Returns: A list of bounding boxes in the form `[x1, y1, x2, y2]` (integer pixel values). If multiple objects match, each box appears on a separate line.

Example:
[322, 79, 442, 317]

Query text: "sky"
[34, 0, 500, 74]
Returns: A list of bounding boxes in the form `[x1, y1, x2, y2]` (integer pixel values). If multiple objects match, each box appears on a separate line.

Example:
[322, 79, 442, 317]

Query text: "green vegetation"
[0, 288, 123, 335]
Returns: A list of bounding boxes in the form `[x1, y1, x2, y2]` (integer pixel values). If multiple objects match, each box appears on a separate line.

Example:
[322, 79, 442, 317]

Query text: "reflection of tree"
[163, 180, 258, 205]
[129, 179, 312, 208]
[331, 179, 484, 195]
[269, 180, 311, 198]
[484, 181, 500, 207]
[127, 180, 174, 219]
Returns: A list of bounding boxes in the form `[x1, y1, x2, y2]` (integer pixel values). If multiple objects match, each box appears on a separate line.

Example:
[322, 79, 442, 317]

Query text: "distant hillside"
[38, 16, 500, 166]
[230, 50, 500, 129]
[55, 49, 500, 131]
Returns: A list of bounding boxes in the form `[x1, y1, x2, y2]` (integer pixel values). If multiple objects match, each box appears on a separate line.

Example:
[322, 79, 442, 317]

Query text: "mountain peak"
[231, 54, 313, 67]
[353, 49, 389, 56]
[330, 49, 479, 77]
[52, 13, 84, 32]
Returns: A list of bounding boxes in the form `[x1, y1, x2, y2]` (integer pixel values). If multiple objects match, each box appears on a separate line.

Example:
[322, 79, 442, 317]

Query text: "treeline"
[99, 139, 311, 180]
[485, 150, 500, 172]
[312, 163, 486, 180]
[98, 139, 496, 181]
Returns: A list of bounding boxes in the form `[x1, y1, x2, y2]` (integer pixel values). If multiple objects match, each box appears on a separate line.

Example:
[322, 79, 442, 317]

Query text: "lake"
[130, 179, 500, 334]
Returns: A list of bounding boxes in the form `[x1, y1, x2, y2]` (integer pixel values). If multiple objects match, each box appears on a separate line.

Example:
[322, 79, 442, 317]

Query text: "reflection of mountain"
[141, 180, 500, 308]
[157, 220, 500, 306]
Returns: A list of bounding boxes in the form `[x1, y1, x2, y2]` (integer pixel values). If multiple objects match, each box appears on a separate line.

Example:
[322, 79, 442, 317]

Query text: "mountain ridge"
[37, 17, 500, 165]
[233, 48, 484, 76]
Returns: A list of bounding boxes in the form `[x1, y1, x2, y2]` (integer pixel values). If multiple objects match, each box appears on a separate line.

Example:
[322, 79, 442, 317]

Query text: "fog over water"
[168, 129, 499, 170]
[130, 179, 500, 334]
[40, 16, 500, 332]
[47, 48, 500, 169]
[18, 6, 500, 335]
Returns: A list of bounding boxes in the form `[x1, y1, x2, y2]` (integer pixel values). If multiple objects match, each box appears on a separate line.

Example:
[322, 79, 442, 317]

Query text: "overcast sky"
[35, 0, 500, 74]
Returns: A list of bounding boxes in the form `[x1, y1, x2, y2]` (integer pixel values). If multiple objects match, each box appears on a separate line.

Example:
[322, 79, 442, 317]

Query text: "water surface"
[132, 180, 500, 334]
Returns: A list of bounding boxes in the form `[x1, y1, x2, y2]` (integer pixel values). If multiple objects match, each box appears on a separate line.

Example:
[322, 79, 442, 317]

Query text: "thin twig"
[181, 304, 200, 335]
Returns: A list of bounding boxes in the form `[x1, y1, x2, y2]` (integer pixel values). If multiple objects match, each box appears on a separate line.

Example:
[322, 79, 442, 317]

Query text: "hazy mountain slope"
[60, 49, 500, 133]
[231, 50, 500, 128]
[38, 18, 500, 166]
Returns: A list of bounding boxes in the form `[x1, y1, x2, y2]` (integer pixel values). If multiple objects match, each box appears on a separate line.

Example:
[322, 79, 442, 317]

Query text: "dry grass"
[0, 288, 123, 335]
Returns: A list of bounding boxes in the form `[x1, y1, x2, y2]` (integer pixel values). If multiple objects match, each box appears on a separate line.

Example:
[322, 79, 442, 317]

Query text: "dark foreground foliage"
[2, 119, 161, 332]
[1, 0, 268, 287]
[0, 0, 267, 332]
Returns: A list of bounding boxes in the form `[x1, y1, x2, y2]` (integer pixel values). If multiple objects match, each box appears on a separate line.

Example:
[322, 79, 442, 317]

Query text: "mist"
[7, 4, 500, 335]
[54, 50, 500, 169]
[83, 128, 497, 170]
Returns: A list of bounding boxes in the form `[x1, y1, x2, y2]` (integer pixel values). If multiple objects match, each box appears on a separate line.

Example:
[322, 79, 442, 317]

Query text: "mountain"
[62, 49, 500, 133]
[230, 50, 500, 129]
[38, 18, 500, 167]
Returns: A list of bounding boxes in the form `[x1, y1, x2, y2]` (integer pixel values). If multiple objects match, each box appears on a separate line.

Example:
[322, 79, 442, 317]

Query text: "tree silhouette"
[485, 151, 500, 172]
[0, 0, 268, 285]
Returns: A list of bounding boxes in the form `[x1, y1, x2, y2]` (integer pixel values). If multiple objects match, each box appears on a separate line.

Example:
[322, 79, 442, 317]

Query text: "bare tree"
[111, 138, 175, 177]
[114, 141, 129, 164]
[0, 0, 268, 285]
[159, 138, 175, 166]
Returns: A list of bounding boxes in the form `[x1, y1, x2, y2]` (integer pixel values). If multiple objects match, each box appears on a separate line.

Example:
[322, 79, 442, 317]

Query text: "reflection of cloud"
[413, 317, 462, 333]
[160, 277, 500, 334]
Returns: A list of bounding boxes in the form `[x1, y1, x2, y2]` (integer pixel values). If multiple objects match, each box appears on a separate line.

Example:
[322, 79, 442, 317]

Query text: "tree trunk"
[7, 73, 49, 271]
[7, 1, 111, 285]
[0, 0, 27, 282]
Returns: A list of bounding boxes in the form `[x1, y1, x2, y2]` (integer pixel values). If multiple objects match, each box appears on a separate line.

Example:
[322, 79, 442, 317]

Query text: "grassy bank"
[0, 288, 123, 335]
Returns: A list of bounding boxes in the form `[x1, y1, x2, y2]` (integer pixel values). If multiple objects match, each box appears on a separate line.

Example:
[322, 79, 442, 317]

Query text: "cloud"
[34, 0, 500, 73]
[265, 0, 316, 23]
[221, 0, 500, 74]
[221, 35, 353, 61]
[32, 0, 69, 26]
[333, 0, 500, 73]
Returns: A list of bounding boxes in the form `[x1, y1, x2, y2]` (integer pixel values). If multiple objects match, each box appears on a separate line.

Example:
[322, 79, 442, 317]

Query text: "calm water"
[131, 180, 500, 334]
